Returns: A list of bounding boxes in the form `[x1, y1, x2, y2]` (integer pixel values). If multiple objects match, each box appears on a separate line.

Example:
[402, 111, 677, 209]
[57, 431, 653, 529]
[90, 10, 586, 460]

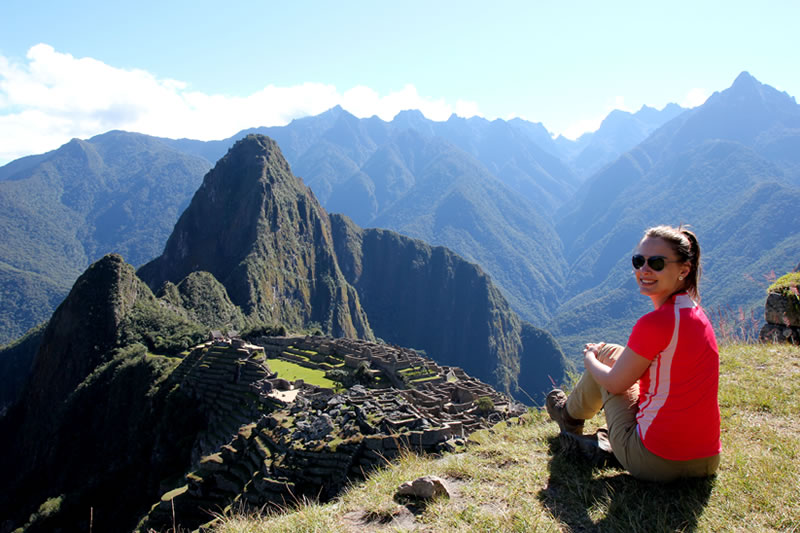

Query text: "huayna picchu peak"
[138, 134, 373, 340]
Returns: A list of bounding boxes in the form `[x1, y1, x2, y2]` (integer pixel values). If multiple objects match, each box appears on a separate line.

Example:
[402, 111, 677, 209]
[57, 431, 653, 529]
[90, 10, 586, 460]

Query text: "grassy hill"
[212, 341, 799, 532]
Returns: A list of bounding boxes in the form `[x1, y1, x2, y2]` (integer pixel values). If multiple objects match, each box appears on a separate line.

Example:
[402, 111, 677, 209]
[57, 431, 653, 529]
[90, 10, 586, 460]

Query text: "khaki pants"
[565, 344, 720, 482]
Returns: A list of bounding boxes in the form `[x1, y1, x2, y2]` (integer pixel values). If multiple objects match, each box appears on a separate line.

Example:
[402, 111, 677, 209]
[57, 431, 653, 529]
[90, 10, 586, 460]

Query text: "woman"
[546, 225, 721, 482]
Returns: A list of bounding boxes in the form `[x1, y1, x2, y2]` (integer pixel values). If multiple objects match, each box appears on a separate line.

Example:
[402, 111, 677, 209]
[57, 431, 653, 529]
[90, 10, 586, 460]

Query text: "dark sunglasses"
[631, 254, 682, 272]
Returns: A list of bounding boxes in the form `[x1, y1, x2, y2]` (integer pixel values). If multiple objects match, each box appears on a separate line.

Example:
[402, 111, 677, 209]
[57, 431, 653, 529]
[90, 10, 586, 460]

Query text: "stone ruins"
[144, 334, 525, 529]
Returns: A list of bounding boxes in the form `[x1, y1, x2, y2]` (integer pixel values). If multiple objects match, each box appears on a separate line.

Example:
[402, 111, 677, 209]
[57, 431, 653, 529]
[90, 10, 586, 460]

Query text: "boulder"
[396, 475, 450, 500]
[759, 323, 800, 344]
[765, 291, 800, 327]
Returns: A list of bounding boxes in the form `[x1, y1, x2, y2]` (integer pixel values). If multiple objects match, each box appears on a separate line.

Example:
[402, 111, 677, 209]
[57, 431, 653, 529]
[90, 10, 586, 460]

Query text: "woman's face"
[634, 236, 691, 308]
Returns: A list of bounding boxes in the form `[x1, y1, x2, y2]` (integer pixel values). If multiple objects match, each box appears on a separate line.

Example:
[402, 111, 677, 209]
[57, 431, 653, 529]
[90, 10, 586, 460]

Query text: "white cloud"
[455, 99, 481, 118]
[557, 95, 633, 140]
[559, 117, 605, 140]
[682, 87, 709, 108]
[0, 44, 480, 164]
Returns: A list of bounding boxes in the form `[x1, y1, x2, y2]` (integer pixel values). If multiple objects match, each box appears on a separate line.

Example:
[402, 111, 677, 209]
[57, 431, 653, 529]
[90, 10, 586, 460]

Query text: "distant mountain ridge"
[0, 100, 679, 345]
[560, 103, 686, 179]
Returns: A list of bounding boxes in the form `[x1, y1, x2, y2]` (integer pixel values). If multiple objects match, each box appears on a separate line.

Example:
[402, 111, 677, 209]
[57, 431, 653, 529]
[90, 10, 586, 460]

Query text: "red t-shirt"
[627, 293, 721, 461]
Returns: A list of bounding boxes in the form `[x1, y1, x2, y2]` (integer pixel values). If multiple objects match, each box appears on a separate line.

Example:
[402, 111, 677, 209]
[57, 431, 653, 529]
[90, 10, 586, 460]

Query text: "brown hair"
[642, 224, 702, 301]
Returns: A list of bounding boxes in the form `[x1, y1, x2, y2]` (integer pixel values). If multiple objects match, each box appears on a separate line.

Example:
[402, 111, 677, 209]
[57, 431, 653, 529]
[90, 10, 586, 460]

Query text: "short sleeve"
[627, 308, 673, 360]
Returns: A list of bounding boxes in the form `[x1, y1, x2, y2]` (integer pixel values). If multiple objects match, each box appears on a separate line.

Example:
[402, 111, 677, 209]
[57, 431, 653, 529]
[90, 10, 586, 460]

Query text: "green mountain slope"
[0, 254, 208, 532]
[0, 131, 211, 344]
[367, 133, 566, 322]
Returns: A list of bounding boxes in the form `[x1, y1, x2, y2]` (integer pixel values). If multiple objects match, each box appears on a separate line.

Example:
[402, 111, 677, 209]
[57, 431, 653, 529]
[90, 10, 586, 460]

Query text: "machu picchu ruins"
[143, 334, 525, 529]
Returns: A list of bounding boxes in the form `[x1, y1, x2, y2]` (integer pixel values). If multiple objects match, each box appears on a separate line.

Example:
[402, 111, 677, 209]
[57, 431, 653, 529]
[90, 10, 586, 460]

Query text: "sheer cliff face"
[330, 214, 515, 392]
[138, 135, 372, 339]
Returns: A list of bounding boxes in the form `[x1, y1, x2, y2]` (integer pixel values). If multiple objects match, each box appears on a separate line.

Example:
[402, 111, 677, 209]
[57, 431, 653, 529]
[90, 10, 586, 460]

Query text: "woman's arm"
[584, 345, 651, 394]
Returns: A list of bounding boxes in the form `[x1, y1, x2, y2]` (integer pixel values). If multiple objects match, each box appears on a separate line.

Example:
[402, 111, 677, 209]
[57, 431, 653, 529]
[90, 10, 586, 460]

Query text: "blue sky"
[1, 0, 798, 164]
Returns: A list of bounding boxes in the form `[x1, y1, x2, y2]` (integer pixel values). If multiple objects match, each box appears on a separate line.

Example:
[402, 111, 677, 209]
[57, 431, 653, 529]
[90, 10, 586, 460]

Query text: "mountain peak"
[138, 134, 372, 338]
[701, 70, 799, 119]
[732, 70, 758, 88]
[21, 254, 149, 414]
[394, 109, 426, 121]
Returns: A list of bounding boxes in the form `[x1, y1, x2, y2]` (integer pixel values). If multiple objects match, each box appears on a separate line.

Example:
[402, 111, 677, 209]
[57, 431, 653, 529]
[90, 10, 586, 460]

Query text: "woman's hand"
[583, 342, 613, 367]
[583, 344, 651, 395]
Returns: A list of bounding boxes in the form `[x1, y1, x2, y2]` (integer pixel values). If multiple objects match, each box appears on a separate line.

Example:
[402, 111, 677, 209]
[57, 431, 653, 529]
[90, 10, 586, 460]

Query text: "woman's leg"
[565, 343, 626, 420]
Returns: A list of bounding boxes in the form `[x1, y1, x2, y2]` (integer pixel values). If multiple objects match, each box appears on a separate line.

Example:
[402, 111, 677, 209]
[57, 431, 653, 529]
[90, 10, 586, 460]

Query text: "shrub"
[476, 396, 494, 414]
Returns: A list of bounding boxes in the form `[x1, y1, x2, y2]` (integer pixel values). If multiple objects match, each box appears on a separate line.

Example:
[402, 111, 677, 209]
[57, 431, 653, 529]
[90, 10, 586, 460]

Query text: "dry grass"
[212, 343, 800, 533]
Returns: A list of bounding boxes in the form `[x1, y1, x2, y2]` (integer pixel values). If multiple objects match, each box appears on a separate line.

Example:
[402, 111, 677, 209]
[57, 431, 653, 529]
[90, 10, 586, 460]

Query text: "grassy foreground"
[211, 343, 800, 532]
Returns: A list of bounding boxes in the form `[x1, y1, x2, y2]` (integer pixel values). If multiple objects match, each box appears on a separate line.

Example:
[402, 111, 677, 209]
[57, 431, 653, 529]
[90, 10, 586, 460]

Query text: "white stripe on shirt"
[637, 294, 696, 439]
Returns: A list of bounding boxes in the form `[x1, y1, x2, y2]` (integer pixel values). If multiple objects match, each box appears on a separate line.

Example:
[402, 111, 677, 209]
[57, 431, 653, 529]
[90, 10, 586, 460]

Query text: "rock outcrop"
[760, 271, 800, 344]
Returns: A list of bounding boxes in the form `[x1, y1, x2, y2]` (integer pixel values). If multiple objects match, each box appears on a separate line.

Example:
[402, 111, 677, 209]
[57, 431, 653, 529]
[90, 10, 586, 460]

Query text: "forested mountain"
[0, 132, 211, 343]
[138, 135, 373, 340]
[0, 254, 210, 532]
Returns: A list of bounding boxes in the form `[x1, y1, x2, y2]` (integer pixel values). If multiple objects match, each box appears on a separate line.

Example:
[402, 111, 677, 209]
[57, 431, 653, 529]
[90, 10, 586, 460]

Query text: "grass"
[265, 358, 336, 388]
[767, 272, 800, 296]
[212, 343, 800, 532]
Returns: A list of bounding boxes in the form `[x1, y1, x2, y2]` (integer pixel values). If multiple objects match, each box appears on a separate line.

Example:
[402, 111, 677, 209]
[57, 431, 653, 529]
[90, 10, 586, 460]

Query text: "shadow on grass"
[538, 435, 715, 532]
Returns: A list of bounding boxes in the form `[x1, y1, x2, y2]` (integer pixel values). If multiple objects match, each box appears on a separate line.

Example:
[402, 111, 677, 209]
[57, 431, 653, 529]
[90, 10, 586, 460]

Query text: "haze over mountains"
[1, 71, 798, 360]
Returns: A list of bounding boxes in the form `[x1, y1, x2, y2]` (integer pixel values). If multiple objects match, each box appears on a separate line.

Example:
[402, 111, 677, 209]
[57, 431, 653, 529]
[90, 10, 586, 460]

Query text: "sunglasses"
[631, 254, 682, 272]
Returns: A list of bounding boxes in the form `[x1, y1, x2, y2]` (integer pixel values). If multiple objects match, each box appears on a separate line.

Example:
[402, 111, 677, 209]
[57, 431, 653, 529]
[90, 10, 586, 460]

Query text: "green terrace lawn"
[214, 343, 800, 532]
[265, 357, 336, 389]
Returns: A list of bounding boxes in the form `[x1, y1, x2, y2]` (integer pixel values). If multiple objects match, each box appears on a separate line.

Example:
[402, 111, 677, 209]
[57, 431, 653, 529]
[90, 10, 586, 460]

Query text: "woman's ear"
[679, 262, 691, 280]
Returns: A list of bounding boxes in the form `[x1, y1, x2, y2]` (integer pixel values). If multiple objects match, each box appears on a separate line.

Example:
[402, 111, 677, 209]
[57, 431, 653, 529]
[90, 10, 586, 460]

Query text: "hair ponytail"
[679, 228, 702, 302]
[643, 224, 702, 302]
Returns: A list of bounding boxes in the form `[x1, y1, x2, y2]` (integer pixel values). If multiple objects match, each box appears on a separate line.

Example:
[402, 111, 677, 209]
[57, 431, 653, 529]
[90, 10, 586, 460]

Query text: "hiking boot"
[545, 389, 584, 435]
[559, 428, 621, 468]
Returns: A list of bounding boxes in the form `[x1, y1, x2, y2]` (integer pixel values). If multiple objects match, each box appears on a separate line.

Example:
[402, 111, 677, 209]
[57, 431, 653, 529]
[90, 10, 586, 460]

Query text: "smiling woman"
[546, 224, 721, 482]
